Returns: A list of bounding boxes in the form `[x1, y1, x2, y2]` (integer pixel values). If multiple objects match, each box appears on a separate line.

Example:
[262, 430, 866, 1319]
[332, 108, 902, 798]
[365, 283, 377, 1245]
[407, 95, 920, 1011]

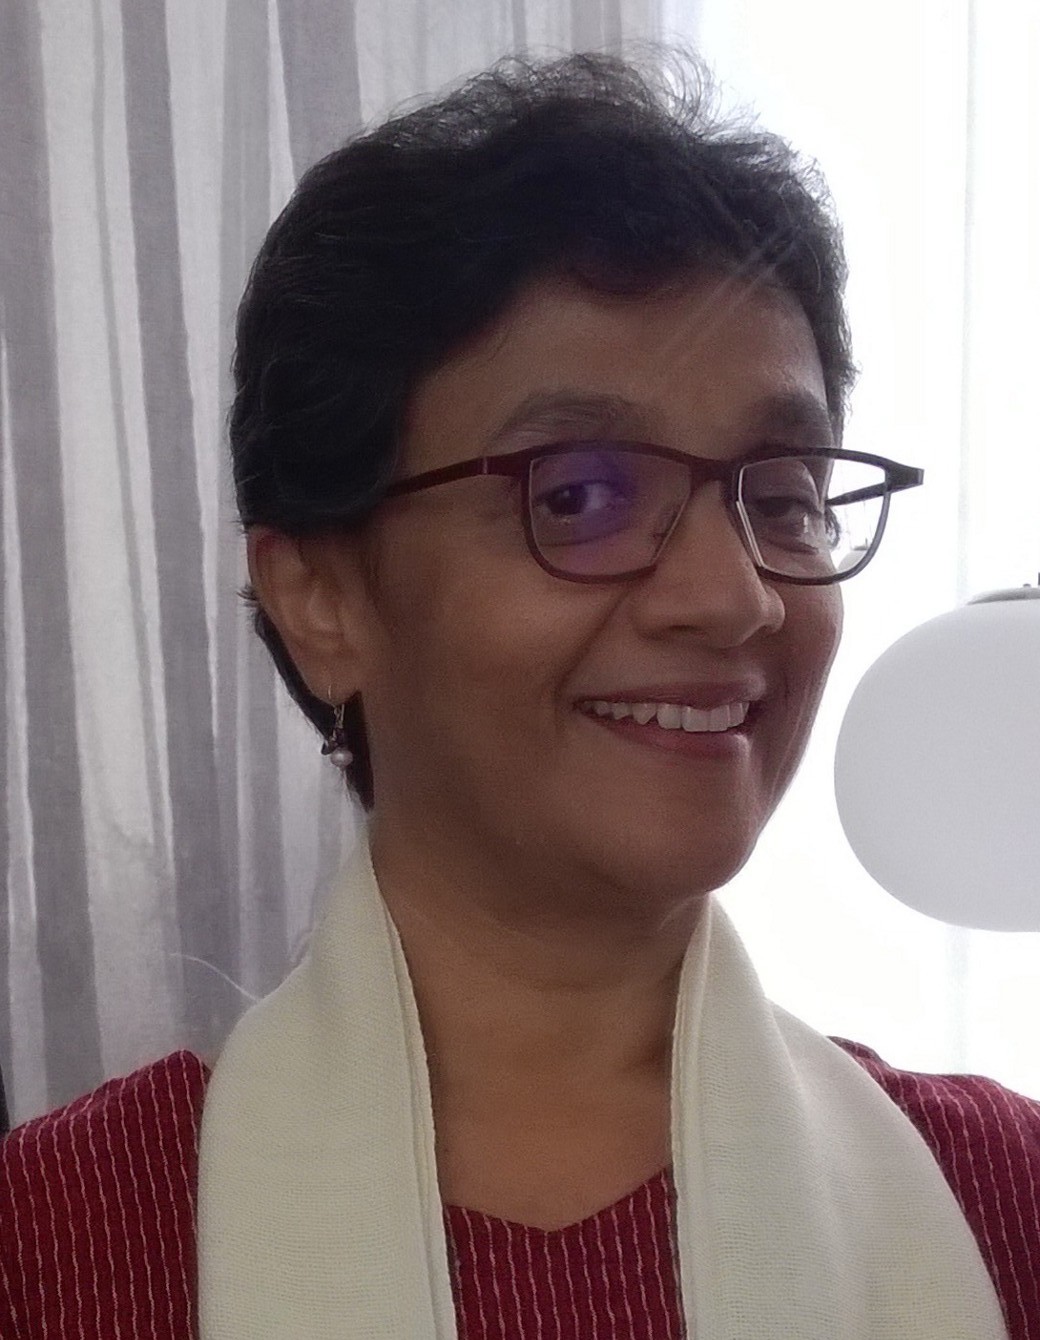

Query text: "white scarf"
[197, 827, 1009, 1338]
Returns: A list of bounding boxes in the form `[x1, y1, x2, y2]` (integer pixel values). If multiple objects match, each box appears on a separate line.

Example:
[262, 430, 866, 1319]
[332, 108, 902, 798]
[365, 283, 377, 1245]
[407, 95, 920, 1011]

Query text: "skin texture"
[249, 270, 843, 1224]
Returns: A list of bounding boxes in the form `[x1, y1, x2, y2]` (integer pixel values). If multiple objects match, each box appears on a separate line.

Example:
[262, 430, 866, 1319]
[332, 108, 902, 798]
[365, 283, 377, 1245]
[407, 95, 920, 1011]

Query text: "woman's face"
[343, 272, 842, 904]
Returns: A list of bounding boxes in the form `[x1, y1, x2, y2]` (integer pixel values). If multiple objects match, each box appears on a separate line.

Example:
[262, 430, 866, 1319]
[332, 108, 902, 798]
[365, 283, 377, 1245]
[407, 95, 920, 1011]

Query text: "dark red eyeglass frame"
[382, 440, 924, 586]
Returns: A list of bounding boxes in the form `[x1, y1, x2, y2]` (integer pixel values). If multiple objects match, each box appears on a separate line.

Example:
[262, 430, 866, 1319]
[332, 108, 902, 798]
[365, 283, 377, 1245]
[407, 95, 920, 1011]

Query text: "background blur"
[1, 0, 1037, 1124]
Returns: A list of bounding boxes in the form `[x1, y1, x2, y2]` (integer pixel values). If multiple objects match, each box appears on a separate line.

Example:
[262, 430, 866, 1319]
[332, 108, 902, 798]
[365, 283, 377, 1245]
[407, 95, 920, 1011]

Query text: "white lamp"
[834, 584, 1040, 931]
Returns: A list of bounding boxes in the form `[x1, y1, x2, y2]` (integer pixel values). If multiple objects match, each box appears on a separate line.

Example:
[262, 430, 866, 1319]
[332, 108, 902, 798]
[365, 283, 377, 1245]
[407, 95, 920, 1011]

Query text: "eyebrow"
[487, 391, 649, 447]
[487, 387, 835, 450]
[747, 389, 835, 442]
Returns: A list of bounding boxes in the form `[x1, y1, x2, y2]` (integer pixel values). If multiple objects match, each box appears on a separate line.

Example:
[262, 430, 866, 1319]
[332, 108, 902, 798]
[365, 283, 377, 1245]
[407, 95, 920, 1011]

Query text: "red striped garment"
[1, 1040, 1039, 1339]
[445, 1169, 683, 1339]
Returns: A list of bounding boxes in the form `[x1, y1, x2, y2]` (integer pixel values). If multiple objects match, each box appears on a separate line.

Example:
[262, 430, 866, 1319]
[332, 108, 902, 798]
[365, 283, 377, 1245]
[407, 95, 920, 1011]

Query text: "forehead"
[403, 272, 831, 467]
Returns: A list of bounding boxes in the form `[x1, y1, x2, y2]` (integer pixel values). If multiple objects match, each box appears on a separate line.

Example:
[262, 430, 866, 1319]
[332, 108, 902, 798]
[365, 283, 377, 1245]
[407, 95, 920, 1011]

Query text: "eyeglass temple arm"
[828, 466, 924, 508]
[383, 457, 498, 497]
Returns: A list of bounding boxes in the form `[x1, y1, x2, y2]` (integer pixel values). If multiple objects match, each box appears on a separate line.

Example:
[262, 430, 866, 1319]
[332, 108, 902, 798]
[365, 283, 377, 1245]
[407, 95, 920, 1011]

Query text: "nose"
[628, 482, 786, 646]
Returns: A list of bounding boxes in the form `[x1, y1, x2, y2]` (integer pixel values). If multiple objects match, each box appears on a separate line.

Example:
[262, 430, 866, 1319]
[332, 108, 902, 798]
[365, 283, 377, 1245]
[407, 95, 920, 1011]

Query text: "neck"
[367, 811, 703, 1100]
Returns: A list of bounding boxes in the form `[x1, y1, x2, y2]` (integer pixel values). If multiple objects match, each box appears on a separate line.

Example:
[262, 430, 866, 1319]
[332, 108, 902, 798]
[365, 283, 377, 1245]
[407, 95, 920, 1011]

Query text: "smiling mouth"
[576, 700, 751, 733]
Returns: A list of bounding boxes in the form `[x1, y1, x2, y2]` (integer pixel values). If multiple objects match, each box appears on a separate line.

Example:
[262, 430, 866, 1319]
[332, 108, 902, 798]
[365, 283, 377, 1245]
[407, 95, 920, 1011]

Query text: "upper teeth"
[581, 701, 750, 732]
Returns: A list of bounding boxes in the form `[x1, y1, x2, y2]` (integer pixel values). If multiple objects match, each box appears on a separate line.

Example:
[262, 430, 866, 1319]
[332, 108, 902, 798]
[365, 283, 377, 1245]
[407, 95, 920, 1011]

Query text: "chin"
[581, 826, 758, 906]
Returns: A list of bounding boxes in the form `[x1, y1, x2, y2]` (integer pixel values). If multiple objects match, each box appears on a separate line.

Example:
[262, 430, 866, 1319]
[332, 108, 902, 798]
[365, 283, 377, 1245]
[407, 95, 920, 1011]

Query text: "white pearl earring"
[321, 690, 353, 769]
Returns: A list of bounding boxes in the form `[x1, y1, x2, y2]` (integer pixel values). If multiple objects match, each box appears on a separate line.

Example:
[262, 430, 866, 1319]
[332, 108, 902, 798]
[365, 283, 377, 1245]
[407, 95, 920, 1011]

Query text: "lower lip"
[578, 709, 755, 758]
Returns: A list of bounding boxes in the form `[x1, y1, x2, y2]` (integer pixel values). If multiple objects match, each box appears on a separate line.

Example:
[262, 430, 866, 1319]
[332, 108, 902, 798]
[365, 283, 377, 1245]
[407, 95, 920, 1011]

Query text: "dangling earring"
[321, 688, 353, 770]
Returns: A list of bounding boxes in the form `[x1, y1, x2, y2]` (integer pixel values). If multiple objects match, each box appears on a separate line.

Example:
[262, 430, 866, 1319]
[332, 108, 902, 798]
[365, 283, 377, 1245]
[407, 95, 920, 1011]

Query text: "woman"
[3, 51, 1038, 1340]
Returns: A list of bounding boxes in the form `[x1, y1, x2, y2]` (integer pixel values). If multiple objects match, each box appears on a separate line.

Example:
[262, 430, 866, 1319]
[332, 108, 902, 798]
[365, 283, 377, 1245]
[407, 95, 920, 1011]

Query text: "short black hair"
[232, 49, 855, 810]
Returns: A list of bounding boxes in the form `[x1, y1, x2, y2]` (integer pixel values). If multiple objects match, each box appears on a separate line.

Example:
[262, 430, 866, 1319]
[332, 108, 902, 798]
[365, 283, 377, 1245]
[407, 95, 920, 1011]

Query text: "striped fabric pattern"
[834, 1037, 1040, 1340]
[1, 1041, 1038, 1339]
[445, 1170, 683, 1339]
[0, 1051, 206, 1340]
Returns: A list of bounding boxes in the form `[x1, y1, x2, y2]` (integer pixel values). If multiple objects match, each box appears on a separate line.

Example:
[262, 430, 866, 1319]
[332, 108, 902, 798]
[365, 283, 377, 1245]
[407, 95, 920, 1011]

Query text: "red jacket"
[2, 1040, 1039, 1338]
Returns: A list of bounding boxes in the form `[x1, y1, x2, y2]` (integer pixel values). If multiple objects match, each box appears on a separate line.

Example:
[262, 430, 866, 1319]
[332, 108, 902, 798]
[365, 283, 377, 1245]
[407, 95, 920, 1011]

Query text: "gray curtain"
[0, 0, 663, 1125]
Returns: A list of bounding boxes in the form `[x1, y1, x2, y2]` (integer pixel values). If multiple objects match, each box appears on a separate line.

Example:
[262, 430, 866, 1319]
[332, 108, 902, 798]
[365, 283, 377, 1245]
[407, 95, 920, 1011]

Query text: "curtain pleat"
[510, 0, 528, 52]
[277, 0, 362, 175]
[0, 0, 103, 1110]
[218, 0, 269, 1002]
[571, 0, 625, 49]
[90, 0, 172, 970]
[119, 0, 235, 1056]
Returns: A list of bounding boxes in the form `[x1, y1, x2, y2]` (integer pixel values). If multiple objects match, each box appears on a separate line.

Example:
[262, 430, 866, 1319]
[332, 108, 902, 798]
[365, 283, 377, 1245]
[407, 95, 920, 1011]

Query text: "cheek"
[814, 587, 844, 678]
[761, 597, 841, 804]
[365, 529, 607, 752]
[777, 588, 843, 749]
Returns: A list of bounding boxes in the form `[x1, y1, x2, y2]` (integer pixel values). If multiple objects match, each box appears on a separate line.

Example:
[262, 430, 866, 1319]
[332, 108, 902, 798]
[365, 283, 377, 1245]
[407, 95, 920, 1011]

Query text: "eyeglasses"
[383, 441, 924, 585]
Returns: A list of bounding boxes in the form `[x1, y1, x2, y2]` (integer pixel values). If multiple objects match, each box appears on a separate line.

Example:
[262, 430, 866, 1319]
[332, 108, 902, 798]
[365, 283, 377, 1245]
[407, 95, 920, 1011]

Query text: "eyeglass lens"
[527, 448, 889, 580]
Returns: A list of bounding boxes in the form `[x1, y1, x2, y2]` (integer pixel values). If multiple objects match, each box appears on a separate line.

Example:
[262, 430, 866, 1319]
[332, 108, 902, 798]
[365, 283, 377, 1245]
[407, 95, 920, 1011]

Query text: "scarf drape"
[197, 827, 1009, 1338]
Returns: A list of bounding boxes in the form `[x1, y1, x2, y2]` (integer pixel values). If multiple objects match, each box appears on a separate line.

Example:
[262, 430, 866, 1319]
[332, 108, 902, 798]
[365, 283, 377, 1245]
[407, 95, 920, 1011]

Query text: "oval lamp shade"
[834, 587, 1040, 931]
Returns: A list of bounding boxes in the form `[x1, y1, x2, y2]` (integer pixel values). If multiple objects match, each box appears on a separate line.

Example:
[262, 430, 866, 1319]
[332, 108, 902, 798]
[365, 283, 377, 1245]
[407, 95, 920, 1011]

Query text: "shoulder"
[830, 1035, 1040, 1154]
[831, 1036, 1040, 1338]
[0, 1051, 210, 1339]
[1, 1049, 211, 1201]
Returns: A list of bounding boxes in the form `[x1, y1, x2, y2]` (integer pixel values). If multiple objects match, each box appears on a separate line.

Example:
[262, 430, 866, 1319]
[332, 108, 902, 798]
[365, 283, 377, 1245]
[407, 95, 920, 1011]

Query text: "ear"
[246, 526, 374, 702]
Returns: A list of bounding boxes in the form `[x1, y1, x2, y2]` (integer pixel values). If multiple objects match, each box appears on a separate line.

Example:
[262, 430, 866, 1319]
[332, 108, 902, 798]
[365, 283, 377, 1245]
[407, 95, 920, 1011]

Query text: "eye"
[751, 491, 821, 521]
[530, 466, 639, 548]
[535, 479, 631, 519]
[741, 458, 837, 547]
